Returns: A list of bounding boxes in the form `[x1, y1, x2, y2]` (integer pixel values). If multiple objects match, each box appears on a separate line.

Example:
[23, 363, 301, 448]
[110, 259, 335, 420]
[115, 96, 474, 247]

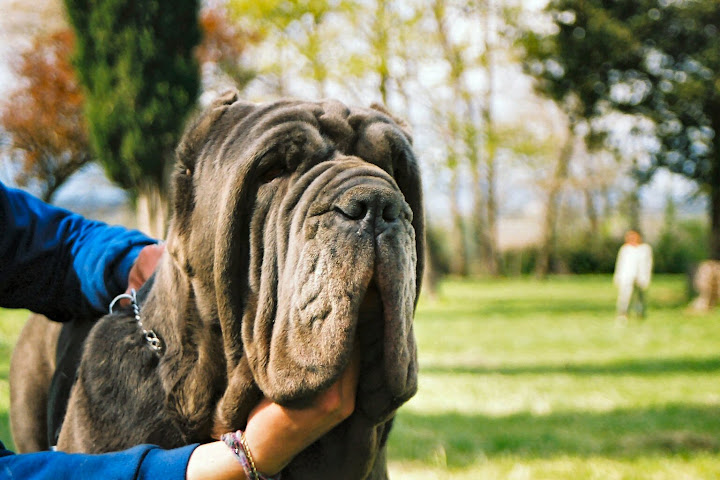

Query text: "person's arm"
[0, 348, 360, 480]
[0, 442, 197, 480]
[613, 245, 626, 286]
[637, 244, 653, 289]
[0, 183, 156, 320]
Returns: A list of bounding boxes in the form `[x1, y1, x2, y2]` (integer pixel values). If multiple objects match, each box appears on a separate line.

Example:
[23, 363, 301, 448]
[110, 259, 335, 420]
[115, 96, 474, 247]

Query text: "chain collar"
[109, 289, 163, 354]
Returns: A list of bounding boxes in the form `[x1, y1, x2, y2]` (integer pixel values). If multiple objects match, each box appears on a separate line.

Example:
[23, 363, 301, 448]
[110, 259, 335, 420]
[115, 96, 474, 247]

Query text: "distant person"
[613, 230, 653, 322]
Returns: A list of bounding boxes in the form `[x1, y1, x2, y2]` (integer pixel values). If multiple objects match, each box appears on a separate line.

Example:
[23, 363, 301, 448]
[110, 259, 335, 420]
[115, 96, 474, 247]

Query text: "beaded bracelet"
[221, 430, 282, 480]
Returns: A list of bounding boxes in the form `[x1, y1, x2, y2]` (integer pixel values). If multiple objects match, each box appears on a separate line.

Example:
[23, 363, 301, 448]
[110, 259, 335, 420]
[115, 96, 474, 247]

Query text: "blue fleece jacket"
[0, 442, 198, 479]
[0, 182, 199, 477]
[0, 182, 156, 320]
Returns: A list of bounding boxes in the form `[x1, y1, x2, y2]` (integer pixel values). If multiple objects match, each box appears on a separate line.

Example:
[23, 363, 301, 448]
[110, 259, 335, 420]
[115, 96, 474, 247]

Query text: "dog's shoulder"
[73, 312, 187, 449]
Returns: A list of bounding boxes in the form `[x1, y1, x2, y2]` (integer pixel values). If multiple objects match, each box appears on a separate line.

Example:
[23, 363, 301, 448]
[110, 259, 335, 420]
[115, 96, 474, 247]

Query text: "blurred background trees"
[0, 29, 89, 202]
[0, 0, 714, 278]
[62, 0, 202, 237]
[522, 0, 720, 264]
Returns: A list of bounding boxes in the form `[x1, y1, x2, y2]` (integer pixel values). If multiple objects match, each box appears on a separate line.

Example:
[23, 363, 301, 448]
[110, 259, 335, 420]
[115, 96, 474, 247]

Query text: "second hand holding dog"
[187, 345, 361, 479]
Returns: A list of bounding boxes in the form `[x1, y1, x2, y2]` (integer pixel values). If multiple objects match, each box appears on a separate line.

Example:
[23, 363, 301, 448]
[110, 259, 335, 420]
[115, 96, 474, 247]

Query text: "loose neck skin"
[140, 250, 228, 441]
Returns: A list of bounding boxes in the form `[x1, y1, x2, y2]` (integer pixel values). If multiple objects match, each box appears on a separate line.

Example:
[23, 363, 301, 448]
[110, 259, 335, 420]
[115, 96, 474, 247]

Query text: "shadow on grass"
[420, 299, 696, 320]
[420, 356, 720, 377]
[419, 298, 614, 319]
[421, 276, 690, 319]
[388, 404, 720, 468]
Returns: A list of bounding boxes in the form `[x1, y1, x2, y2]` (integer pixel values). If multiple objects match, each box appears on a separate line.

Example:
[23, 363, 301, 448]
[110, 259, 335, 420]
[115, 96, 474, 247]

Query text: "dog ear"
[166, 90, 241, 277]
[370, 103, 413, 142]
[176, 90, 240, 165]
[172, 90, 240, 225]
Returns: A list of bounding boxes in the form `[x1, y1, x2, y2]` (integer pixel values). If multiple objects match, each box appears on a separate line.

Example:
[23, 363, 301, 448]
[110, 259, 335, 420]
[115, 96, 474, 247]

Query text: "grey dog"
[10, 91, 425, 479]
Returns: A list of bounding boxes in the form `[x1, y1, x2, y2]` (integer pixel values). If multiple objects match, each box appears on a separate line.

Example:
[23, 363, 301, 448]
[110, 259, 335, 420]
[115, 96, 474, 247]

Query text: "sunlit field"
[0, 275, 719, 479]
[0, 307, 29, 448]
[388, 275, 720, 479]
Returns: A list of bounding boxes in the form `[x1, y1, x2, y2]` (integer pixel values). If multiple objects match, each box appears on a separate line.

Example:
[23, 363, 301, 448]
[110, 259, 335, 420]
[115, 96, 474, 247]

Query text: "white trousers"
[616, 282, 647, 317]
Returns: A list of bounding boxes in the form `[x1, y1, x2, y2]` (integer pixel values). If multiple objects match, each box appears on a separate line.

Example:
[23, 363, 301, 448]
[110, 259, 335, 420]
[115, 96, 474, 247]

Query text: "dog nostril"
[382, 203, 400, 223]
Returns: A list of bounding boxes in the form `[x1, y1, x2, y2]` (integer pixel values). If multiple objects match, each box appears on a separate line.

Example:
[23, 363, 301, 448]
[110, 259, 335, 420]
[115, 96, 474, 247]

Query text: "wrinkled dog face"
[170, 92, 424, 424]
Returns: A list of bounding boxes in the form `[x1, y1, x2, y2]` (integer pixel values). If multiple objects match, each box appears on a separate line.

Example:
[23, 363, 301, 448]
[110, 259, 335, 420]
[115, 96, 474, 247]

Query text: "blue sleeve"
[0, 442, 198, 479]
[0, 183, 157, 320]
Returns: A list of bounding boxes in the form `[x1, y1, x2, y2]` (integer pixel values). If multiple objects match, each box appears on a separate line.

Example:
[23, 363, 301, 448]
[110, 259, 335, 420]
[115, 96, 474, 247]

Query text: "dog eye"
[260, 166, 287, 183]
[177, 164, 193, 176]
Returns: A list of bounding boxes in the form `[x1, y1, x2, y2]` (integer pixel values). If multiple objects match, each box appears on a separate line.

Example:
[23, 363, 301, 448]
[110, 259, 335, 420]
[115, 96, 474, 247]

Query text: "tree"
[523, 0, 720, 259]
[350, 0, 422, 108]
[521, 12, 596, 276]
[429, 0, 474, 276]
[430, 0, 527, 276]
[478, 0, 500, 275]
[0, 29, 90, 202]
[64, 0, 201, 237]
[196, 5, 260, 93]
[227, 0, 359, 99]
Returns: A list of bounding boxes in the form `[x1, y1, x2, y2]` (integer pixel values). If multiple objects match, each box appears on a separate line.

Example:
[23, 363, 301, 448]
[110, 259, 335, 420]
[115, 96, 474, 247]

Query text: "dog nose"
[334, 185, 407, 232]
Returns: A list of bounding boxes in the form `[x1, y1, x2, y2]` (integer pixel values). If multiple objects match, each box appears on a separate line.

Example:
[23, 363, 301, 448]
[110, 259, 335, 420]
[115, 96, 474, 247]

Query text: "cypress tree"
[64, 0, 201, 235]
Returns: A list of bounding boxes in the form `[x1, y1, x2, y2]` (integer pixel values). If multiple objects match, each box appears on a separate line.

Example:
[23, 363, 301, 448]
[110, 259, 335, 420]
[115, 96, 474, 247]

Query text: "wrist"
[186, 441, 245, 480]
[221, 430, 283, 480]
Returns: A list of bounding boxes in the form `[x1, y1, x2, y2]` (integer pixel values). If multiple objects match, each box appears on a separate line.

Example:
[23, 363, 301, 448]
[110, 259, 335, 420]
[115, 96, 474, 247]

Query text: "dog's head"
[167, 91, 423, 422]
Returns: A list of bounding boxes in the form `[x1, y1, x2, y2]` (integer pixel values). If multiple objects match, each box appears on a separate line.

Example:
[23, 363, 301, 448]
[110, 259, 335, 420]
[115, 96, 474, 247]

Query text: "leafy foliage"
[63, 0, 201, 195]
[0, 30, 90, 202]
[522, 0, 720, 256]
[654, 219, 709, 275]
[227, 0, 361, 98]
[562, 235, 622, 274]
[196, 6, 260, 90]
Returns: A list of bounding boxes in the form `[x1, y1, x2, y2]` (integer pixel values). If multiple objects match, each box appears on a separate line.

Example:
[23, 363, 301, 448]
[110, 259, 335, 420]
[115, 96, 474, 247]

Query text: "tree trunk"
[42, 182, 59, 204]
[373, 0, 390, 106]
[449, 166, 469, 276]
[433, 0, 475, 276]
[471, 161, 487, 272]
[583, 188, 599, 238]
[710, 111, 720, 260]
[710, 154, 720, 260]
[136, 183, 168, 239]
[536, 126, 574, 278]
[487, 165, 499, 272]
[422, 226, 443, 299]
[600, 185, 611, 219]
[481, 0, 499, 275]
[627, 186, 641, 232]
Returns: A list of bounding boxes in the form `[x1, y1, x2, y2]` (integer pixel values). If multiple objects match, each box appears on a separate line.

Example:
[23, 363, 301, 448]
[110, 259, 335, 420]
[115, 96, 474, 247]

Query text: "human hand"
[127, 243, 165, 294]
[186, 348, 360, 480]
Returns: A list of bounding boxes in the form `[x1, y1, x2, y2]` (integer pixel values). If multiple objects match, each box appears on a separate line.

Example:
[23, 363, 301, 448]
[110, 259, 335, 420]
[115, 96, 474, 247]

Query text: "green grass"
[1, 275, 718, 478]
[0, 308, 31, 449]
[387, 275, 720, 479]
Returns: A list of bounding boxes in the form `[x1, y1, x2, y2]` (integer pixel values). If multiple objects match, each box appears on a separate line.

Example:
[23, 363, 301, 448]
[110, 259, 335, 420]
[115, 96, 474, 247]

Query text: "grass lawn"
[388, 274, 720, 479]
[0, 307, 32, 449]
[0, 274, 718, 478]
